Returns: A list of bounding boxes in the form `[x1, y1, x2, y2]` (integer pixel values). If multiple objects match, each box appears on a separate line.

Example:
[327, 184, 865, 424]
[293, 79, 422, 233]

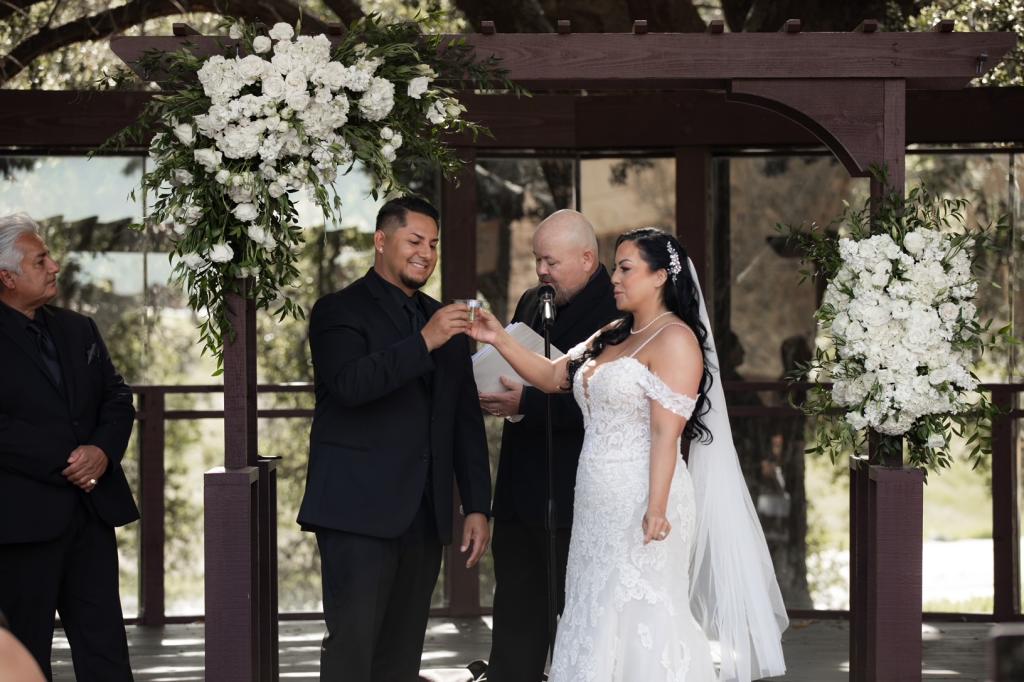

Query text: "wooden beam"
[3, 89, 1022, 152]
[108, 31, 1018, 91]
[171, 23, 199, 36]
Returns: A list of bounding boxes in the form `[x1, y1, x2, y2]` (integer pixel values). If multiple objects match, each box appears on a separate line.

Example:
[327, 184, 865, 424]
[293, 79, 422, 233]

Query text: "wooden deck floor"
[50, 617, 994, 681]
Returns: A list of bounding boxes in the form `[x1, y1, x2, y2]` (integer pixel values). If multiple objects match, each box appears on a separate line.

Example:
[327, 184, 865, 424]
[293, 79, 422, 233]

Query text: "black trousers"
[316, 498, 442, 682]
[486, 519, 571, 682]
[0, 500, 133, 682]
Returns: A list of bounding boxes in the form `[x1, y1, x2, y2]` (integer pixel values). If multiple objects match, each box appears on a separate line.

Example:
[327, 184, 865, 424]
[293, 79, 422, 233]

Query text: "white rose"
[229, 23, 243, 40]
[172, 122, 194, 146]
[253, 36, 272, 54]
[380, 126, 395, 141]
[237, 54, 266, 82]
[193, 147, 223, 172]
[938, 302, 959, 321]
[208, 242, 235, 263]
[904, 231, 926, 255]
[181, 252, 208, 271]
[407, 76, 430, 99]
[181, 206, 203, 225]
[268, 23, 294, 42]
[391, 132, 403, 149]
[284, 70, 307, 95]
[172, 169, 194, 185]
[262, 74, 286, 99]
[381, 143, 396, 162]
[286, 91, 310, 111]
[215, 169, 231, 184]
[426, 100, 446, 125]
[268, 182, 286, 198]
[927, 433, 945, 449]
[232, 203, 259, 222]
[247, 224, 268, 245]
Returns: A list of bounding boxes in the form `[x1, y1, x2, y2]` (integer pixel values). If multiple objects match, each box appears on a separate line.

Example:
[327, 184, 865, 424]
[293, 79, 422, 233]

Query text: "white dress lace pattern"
[550, 326, 715, 682]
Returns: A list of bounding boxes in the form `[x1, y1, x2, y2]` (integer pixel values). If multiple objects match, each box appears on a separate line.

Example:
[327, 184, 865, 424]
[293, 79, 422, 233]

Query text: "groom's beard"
[400, 272, 429, 290]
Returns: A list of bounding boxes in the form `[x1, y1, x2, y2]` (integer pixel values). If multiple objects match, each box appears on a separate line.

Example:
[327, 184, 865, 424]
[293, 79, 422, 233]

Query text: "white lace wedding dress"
[549, 328, 716, 682]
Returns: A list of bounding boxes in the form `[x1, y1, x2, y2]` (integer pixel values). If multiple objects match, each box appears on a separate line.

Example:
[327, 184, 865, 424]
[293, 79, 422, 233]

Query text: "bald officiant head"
[532, 209, 600, 306]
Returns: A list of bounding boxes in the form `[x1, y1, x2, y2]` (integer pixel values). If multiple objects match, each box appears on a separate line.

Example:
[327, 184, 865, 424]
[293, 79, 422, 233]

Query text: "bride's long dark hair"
[567, 227, 714, 443]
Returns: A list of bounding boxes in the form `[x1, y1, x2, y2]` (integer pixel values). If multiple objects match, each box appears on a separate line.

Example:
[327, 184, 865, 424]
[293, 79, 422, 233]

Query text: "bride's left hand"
[642, 512, 671, 545]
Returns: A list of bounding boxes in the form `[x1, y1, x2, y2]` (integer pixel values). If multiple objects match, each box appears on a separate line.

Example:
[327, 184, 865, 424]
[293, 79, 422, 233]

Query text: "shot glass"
[454, 298, 482, 322]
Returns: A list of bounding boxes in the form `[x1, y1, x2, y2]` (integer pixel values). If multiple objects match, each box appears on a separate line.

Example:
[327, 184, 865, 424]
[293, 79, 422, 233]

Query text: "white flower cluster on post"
[821, 229, 979, 436]
[166, 22, 464, 277]
[116, 15, 515, 364]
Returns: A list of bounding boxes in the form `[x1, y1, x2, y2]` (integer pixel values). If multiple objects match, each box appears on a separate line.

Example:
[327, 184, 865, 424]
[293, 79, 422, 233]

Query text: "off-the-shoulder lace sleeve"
[640, 368, 698, 419]
[566, 340, 589, 362]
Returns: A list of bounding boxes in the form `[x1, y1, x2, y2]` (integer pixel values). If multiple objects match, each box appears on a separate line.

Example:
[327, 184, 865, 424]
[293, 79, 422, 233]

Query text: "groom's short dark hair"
[376, 197, 440, 232]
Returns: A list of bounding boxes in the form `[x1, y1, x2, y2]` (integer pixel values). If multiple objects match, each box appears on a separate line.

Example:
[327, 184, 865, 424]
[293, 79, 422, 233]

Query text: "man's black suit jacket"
[0, 304, 138, 544]
[298, 269, 491, 545]
[491, 266, 619, 528]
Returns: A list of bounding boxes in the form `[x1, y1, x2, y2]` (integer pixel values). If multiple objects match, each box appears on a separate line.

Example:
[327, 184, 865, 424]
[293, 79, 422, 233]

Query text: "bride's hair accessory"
[666, 242, 683, 283]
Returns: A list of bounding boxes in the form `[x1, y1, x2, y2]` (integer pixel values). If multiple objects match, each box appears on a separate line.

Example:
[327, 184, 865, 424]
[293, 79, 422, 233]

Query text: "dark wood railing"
[128, 381, 1023, 626]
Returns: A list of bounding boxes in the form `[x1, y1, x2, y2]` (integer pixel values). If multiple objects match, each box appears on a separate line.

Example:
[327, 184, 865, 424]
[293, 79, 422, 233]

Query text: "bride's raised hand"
[466, 308, 505, 346]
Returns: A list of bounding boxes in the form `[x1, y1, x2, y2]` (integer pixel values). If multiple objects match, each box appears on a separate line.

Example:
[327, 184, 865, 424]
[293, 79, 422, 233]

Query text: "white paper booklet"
[471, 322, 563, 394]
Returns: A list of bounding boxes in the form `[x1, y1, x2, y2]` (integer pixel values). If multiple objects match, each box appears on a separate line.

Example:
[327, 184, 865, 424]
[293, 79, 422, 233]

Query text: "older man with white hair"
[478, 209, 619, 682]
[0, 213, 138, 681]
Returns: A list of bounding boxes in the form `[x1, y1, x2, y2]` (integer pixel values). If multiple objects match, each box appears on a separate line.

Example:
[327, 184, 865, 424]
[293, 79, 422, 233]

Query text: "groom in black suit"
[478, 209, 618, 682]
[0, 214, 138, 681]
[298, 197, 491, 682]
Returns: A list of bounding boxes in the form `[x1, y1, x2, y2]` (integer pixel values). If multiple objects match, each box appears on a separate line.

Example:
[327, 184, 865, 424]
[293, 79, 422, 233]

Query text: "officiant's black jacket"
[298, 268, 491, 544]
[491, 265, 618, 528]
[0, 303, 138, 544]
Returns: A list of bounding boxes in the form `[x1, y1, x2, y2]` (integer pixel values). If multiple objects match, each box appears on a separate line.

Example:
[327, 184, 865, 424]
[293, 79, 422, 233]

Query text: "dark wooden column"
[204, 283, 264, 681]
[858, 78, 925, 682]
[674, 147, 711, 286]
[137, 387, 166, 626]
[440, 149, 482, 615]
[991, 387, 1021, 620]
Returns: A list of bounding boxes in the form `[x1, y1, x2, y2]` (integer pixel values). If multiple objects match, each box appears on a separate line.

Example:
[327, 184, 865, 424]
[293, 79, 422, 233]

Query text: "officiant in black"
[478, 210, 618, 682]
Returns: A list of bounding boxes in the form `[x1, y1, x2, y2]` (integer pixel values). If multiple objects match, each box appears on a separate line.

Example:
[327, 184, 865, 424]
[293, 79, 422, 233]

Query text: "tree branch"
[454, 0, 552, 33]
[319, 0, 364, 26]
[0, 0, 48, 22]
[0, 0, 328, 86]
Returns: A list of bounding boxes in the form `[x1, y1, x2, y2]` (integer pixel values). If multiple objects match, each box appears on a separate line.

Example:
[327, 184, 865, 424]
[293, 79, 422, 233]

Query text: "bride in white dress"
[469, 228, 788, 682]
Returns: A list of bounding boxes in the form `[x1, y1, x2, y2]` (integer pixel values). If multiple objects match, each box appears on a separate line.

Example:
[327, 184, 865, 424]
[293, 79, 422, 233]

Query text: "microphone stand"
[542, 309, 559, 664]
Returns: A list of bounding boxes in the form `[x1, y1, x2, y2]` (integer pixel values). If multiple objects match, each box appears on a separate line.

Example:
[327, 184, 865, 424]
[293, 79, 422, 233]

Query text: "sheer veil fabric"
[685, 257, 789, 681]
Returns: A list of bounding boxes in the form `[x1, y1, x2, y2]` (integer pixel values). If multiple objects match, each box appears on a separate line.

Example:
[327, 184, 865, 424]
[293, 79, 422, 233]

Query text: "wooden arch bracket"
[727, 78, 905, 188]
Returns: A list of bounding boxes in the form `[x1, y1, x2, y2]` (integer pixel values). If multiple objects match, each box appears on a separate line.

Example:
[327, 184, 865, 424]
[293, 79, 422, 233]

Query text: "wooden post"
[205, 283, 264, 681]
[674, 147, 711, 286]
[440, 150, 481, 615]
[137, 387, 166, 626]
[855, 78, 924, 682]
[991, 387, 1021, 620]
[257, 457, 281, 682]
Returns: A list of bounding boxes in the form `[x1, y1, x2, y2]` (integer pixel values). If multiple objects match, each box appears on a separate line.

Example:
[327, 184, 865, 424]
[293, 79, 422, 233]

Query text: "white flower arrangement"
[785, 181, 1008, 470]
[822, 228, 978, 436]
[106, 14, 519, 366]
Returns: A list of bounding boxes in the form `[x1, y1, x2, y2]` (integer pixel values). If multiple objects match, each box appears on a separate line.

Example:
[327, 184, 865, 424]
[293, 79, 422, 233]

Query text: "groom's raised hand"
[421, 303, 471, 351]
[460, 512, 490, 568]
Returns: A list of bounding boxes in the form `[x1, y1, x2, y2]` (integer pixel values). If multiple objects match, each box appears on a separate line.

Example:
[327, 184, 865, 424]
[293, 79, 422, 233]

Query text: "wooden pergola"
[1, 18, 1017, 682]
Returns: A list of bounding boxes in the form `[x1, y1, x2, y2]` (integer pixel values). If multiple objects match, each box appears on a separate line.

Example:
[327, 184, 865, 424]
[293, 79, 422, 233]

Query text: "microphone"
[539, 285, 556, 328]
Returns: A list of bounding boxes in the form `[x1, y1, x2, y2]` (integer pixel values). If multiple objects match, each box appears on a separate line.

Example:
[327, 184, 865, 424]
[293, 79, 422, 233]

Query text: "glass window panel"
[714, 154, 869, 611]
